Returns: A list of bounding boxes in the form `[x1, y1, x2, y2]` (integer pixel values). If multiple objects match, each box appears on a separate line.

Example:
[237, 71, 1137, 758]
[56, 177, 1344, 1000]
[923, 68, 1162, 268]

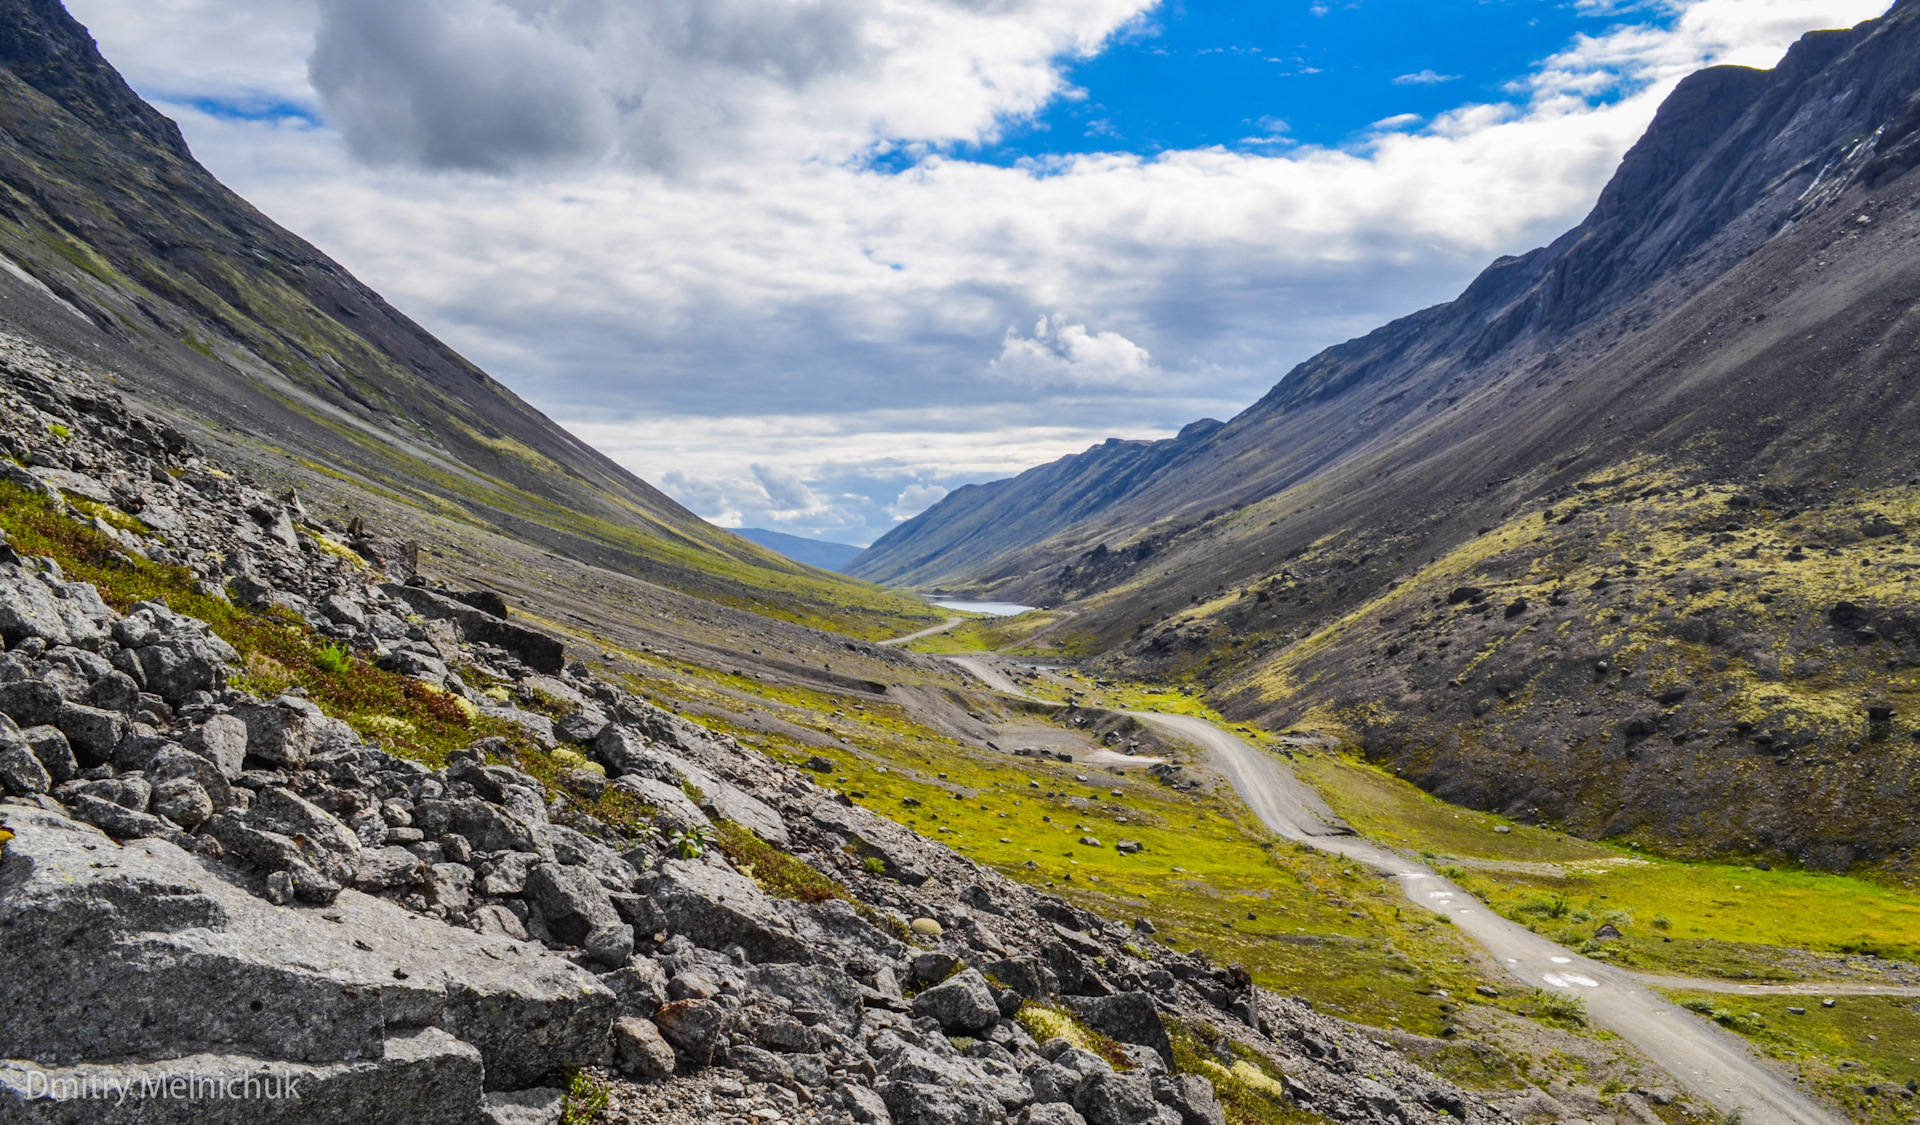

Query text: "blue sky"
[970, 0, 1658, 165]
[69, 0, 1891, 547]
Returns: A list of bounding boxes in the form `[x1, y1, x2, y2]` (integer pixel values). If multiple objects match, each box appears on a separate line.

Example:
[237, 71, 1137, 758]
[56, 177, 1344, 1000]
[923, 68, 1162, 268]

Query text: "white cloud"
[889, 483, 950, 521]
[1393, 70, 1461, 85]
[989, 315, 1155, 389]
[60, 0, 1896, 546]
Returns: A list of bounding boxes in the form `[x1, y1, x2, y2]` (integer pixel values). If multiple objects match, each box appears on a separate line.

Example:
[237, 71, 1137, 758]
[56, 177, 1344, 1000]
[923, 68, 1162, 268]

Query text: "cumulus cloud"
[989, 315, 1155, 388]
[888, 483, 950, 521]
[750, 462, 823, 512]
[298, 0, 1155, 172]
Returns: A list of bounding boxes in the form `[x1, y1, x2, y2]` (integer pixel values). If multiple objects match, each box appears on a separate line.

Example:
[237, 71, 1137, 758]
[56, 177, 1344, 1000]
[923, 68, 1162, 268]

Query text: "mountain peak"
[0, 0, 190, 158]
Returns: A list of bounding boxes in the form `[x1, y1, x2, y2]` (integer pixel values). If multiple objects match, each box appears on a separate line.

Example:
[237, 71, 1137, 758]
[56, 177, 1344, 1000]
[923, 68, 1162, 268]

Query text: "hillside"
[733, 527, 863, 572]
[0, 0, 934, 640]
[854, 1, 1920, 872]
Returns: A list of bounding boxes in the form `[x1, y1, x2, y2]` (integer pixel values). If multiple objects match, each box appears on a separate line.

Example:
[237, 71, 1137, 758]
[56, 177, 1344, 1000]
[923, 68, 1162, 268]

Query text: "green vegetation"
[1166, 1020, 1331, 1125]
[714, 821, 849, 905]
[1663, 992, 1920, 1125]
[559, 1064, 609, 1125]
[1291, 736, 1920, 979]
[904, 611, 1077, 655]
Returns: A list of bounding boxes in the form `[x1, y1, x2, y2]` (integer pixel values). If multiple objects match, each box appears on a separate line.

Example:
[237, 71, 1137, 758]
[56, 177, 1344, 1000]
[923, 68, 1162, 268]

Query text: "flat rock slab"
[644, 857, 812, 963]
[0, 806, 613, 1089]
[0, 1027, 482, 1124]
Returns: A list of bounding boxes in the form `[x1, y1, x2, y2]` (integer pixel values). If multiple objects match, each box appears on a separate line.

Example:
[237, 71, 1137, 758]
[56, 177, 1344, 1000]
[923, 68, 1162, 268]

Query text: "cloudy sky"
[66, 0, 1891, 547]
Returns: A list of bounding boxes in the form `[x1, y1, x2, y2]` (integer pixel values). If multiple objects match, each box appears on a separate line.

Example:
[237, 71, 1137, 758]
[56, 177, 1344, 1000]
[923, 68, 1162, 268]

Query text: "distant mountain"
[733, 528, 863, 572]
[850, 2, 1920, 871]
[0, 0, 929, 636]
[846, 419, 1223, 587]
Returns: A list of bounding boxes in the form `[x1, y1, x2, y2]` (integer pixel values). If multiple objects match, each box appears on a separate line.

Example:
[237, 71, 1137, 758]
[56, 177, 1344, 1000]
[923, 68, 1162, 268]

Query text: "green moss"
[714, 820, 848, 905]
[1167, 1021, 1332, 1125]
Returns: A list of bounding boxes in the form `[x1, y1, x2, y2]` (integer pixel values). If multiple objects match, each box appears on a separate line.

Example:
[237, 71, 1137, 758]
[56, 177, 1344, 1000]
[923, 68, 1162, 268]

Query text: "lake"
[933, 600, 1035, 617]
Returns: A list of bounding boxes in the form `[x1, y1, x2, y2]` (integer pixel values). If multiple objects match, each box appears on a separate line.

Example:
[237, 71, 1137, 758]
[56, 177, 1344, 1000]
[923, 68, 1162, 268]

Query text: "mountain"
[853, 2, 1920, 872]
[0, 0, 933, 639]
[732, 527, 863, 571]
[847, 419, 1223, 586]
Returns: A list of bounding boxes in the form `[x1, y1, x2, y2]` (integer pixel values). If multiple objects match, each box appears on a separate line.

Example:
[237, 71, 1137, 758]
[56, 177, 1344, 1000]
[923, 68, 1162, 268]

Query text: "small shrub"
[1651, 914, 1673, 931]
[863, 855, 887, 875]
[1534, 990, 1587, 1025]
[47, 422, 69, 440]
[314, 643, 352, 675]
[669, 824, 715, 859]
[560, 1064, 608, 1125]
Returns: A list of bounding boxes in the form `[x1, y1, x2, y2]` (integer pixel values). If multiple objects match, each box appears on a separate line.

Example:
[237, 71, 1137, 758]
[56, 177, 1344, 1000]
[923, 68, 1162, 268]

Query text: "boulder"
[913, 968, 1002, 1035]
[730, 1043, 795, 1086]
[135, 637, 231, 701]
[353, 846, 425, 892]
[697, 781, 791, 849]
[651, 998, 725, 1059]
[0, 575, 79, 647]
[555, 707, 609, 745]
[751, 963, 868, 1036]
[526, 862, 633, 967]
[0, 680, 62, 728]
[603, 955, 670, 1016]
[982, 957, 1059, 1001]
[446, 799, 541, 854]
[811, 803, 930, 885]
[0, 1027, 485, 1125]
[0, 807, 614, 1090]
[1065, 994, 1173, 1069]
[21, 724, 76, 784]
[611, 1016, 676, 1078]
[609, 775, 710, 833]
[231, 698, 318, 770]
[184, 714, 249, 779]
[1023, 1106, 1091, 1125]
[642, 858, 812, 963]
[1074, 1072, 1181, 1125]
[1152, 1075, 1226, 1125]
[0, 739, 52, 796]
[380, 583, 565, 674]
[54, 702, 125, 767]
[69, 793, 181, 843]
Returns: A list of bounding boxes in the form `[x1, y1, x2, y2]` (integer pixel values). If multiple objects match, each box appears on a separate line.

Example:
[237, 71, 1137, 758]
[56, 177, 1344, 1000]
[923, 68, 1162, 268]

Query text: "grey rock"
[1074, 1071, 1180, 1125]
[1050, 1048, 1112, 1080]
[185, 714, 250, 779]
[0, 739, 52, 796]
[527, 861, 632, 967]
[249, 787, 362, 864]
[55, 702, 125, 767]
[479, 1087, 564, 1125]
[147, 743, 236, 813]
[752, 963, 868, 1036]
[697, 779, 791, 849]
[0, 575, 78, 647]
[604, 955, 670, 1016]
[69, 792, 180, 843]
[811, 803, 929, 885]
[151, 777, 214, 828]
[611, 1016, 677, 1078]
[1065, 994, 1173, 1070]
[913, 968, 1002, 1035]
[135, 637, 231, 701]
[651, 998, 726, 1060]
[732, 1043, 796, 1085]
[0, 679, 62, 727]
[426, 862, 475, 912]
[642, 858, 812, 963]
[1152, 1075, 1225, 1125]
[86, 669, 142, 715]
[21, 724, 76, 784]
[1030, 1064, 1084, 1104]
[555, 706, 609, 744]
[81, 774, 152, 811]
[353, 845, 425, 891]
[982, 957, 1059, 1001]
[478, 705, 556, 749]
[1022, 1106, 1090, 1125]
[610, 774, 710, 833]
[878, 1078, 1009, 1125]
[544, 822, 639, 891]
[447, 797, 540, 853]
[841, 1082, 894, 1124]
[478, 850, 540, 896]
[232, 698, 318, 770]
[0, 1026, 485, 1124]
[321, 594, 368, 627]
[0, 807, 614, 1089]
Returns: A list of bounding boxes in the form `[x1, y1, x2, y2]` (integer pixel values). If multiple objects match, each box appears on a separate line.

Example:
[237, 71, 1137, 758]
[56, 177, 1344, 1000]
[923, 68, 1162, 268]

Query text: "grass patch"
[1167, 1020, 1332, 1125]
[714, 820, 849, 905]
[1016, 1002, 1136, 1070]
[1662, 992, 1920, 1125]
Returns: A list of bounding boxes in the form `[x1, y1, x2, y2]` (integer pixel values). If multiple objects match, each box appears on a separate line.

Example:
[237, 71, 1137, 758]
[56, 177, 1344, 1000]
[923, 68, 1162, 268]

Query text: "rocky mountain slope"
[0, 321, 1515, 1125]
[0, 0, 932, 640]
[853, 4, 1920, 873]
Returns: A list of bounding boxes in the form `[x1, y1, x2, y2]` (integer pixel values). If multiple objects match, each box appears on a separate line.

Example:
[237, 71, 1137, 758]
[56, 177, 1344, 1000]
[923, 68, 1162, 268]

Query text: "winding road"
[920, 644, 1847, 1125]
[1131, 712, 1843, 1125]
[878, 616, 963, 647]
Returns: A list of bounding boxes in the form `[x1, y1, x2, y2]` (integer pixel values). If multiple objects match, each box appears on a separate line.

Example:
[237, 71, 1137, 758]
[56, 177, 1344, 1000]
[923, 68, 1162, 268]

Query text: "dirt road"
[1131, 711, 1845, 1125]
[878, 616, 963, 647]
